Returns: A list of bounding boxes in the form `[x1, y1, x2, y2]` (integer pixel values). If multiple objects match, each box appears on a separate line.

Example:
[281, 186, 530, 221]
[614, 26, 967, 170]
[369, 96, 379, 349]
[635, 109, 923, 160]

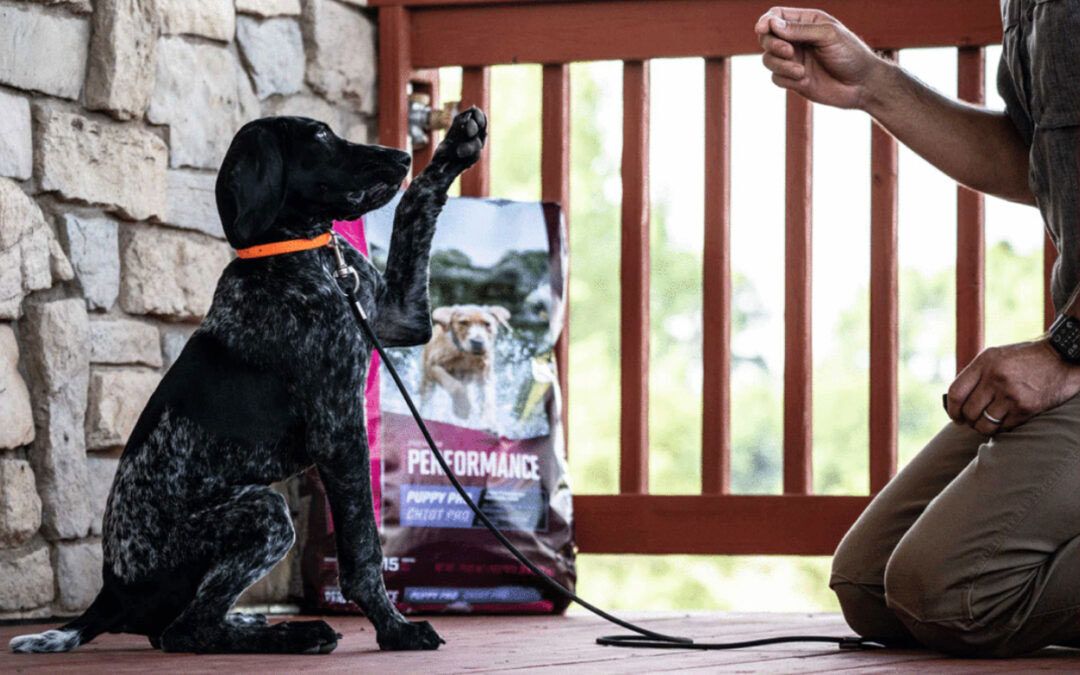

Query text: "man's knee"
[883, 535, 1026, 657]
[831, 579, 915, 645]
[830, 511, 885, 585]
[829, 520, 921, 644]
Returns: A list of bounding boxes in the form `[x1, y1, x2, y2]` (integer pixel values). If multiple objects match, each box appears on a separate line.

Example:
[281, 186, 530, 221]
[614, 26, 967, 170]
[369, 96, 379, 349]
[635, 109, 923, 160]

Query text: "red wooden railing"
[374, 0, 1036, 555]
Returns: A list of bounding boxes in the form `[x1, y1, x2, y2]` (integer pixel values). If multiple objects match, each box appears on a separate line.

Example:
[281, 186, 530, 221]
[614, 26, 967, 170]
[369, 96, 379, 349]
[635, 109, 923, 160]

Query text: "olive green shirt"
[998, 0, 1080, 311]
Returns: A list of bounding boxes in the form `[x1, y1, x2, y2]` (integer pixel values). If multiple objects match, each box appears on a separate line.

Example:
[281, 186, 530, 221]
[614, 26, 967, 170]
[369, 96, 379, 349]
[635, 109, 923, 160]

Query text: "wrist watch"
[1047, 314, 1080, 363]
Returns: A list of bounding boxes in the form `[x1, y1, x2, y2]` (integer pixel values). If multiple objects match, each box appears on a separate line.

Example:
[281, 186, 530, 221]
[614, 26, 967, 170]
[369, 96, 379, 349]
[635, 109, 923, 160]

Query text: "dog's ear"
[216, 121, 286, 249]
[432, 306, 455, 328]
[486, 306, 513, 333]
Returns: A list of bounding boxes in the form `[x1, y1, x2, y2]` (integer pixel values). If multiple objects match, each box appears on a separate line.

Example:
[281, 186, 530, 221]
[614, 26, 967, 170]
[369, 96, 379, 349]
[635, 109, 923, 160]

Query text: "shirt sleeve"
[996, 48, 1033, 147]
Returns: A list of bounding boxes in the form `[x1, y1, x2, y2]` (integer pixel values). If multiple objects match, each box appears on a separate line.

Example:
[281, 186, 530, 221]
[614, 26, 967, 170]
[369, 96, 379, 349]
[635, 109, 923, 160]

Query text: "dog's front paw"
[377, 620, 445, 651]
[273, 620, 343, 654]
[433, 106, 487, 173]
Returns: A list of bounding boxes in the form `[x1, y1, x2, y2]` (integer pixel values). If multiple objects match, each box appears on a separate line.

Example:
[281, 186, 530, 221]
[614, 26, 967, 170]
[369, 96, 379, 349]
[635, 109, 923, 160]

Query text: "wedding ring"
[982, 410, 1003, 425]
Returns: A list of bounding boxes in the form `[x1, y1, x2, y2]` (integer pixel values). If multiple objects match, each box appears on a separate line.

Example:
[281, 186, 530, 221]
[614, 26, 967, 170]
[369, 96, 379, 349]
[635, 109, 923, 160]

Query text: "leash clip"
[328, 232, 361, 295]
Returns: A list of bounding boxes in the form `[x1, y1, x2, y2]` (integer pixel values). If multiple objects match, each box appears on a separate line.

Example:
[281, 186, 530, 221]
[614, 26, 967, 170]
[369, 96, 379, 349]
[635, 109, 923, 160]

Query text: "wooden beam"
[702, 57, 731, 495]
[956, 47, 986, 372]
[574, 494, 871, 555]
[542, 63, 571, 454]
[410, 68, 441, 174]
[869, 53, 898, 492]
[378, 6, 411, 152]
[783, 91, 812, 496]
[459, 66, 491, 197]
[408, 0, 1003, 68]
[619, 60, 650, 495]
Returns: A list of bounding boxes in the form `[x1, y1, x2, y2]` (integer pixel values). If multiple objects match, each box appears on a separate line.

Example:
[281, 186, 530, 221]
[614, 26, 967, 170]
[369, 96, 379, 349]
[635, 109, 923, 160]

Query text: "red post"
[869, 53, 898, 492]
[956, 47, 985, 372]
[620, 60, 650, 494]
[378, 6, 411, 154]
[702, 57, 732, 495]
[783, 91, 813, 496]
[460, 66, 492, 197]
[410, 68, 440, 175]
[542, 63, 571, 452]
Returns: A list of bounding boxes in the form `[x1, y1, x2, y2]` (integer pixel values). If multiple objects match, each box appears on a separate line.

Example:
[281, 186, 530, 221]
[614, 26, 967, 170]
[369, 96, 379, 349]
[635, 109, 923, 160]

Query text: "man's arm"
[756, 7, 1035, 205]
[755, 7, 1080, 434]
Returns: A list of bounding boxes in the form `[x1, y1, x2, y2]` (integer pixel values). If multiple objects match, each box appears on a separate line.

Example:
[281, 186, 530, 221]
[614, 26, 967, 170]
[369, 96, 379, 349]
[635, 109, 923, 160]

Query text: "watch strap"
[1048, 314, 1080, 363]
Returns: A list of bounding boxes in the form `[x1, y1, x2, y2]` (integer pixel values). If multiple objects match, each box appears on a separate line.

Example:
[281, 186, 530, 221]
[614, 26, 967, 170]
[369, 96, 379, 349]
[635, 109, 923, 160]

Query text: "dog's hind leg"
[158, 485, 340, 654]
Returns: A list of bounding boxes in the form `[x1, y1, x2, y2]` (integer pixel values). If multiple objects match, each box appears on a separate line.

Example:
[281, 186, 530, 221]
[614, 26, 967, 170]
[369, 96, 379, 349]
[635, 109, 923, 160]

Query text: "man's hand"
[946, 339, 1080, 435]
[754, 7, 890, 110]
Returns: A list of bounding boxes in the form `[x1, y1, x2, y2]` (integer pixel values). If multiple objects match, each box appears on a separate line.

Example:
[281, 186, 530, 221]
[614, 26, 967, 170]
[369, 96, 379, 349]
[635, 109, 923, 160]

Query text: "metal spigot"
[409, 93, 458, 149]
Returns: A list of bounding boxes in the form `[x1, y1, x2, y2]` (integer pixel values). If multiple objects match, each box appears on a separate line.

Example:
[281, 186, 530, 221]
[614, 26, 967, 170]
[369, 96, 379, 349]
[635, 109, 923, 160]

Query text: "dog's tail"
[9, 586, 123, 653]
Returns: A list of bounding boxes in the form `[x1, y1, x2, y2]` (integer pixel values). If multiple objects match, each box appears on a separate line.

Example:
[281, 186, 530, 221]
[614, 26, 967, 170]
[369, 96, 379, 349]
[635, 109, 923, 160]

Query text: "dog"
[419, 304, 511, 432]
[10, 109, 486, 654]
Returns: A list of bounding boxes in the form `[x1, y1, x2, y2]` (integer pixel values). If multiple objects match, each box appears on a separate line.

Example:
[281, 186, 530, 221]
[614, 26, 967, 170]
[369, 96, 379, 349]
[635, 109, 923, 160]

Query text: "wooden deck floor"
[3, 612, 1079, 673]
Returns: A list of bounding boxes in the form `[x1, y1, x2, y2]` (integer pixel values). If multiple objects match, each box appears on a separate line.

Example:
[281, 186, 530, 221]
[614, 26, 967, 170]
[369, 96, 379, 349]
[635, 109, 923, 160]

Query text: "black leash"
[328, 234, 882, 652]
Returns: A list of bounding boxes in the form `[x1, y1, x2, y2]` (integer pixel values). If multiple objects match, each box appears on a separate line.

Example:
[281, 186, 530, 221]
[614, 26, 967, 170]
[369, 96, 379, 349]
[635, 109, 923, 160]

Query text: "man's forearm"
[861, 59, 1035, 206]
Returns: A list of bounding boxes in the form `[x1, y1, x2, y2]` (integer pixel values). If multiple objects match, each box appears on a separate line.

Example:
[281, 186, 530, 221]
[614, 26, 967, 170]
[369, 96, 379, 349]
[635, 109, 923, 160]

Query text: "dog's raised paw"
[377, 620, 445, 651]
[435, 106, 487, 171]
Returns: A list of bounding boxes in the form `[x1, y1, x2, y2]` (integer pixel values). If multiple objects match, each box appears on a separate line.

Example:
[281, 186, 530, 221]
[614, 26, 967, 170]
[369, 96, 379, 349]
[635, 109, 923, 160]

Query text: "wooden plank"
[0, 614, 937, 673]
[1046, 232, 1058, 329]
[783, 91, 813, 496]
[410, 68, 440, 174]
[869, 51, 898, 494]
[459, 66, 491, 197]
[955, 46, 985, 372]
[574, 494, 870, 555]
[620, 60, 650, 495]
[9, 613, 1077, 672]
[378, 6, 411, 154]
[668, 650, 945, 673]
[475, 616, 874, 672]
[542, 63, 571, 453]
[408, 0, 1003, 68]
[701, 57, 732, 495]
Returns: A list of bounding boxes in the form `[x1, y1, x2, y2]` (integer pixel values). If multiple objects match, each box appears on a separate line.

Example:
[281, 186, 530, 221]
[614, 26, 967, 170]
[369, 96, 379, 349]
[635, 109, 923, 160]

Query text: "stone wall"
[0, 0, 377, 618]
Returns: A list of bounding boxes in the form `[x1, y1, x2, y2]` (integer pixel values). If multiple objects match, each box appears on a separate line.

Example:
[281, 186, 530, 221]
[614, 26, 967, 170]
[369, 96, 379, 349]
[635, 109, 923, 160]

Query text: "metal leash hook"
[328, 232, 366, 319]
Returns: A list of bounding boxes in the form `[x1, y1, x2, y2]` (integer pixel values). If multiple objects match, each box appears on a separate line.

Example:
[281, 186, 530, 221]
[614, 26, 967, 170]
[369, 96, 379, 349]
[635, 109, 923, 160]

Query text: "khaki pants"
[830, 393, 1080, 657]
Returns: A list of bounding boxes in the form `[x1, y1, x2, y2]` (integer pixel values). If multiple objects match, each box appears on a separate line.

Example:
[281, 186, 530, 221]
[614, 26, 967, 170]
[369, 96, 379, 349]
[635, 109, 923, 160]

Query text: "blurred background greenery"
[437, 50, 1044, 613]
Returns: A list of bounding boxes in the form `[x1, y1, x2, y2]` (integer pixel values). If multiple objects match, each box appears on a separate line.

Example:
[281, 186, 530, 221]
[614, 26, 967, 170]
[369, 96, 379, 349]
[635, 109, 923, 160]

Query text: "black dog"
[10, 109, 487, 654]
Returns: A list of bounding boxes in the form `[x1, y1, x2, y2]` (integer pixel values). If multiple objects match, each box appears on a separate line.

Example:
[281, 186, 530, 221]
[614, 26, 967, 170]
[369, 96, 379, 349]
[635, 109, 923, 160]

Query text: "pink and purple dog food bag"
[303, 196, 574, 614]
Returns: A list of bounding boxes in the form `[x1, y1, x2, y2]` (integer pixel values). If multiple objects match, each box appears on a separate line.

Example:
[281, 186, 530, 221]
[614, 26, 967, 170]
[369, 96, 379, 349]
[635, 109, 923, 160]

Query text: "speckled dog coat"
[10, 108, 487, 655]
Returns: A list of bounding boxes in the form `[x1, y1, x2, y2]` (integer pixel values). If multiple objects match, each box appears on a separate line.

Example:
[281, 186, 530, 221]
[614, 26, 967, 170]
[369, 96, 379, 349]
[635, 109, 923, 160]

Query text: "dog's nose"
[470, 339, 485, 353]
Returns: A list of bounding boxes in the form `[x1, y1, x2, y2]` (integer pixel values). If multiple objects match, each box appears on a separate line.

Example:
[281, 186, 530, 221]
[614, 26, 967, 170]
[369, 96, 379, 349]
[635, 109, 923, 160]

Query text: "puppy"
[420, 304, 511, 432]
[10, 109, 486, 654]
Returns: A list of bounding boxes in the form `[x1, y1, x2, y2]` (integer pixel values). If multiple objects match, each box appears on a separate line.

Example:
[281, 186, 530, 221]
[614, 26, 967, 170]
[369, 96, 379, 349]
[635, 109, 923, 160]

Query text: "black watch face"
[1051, 317, 1080, 362]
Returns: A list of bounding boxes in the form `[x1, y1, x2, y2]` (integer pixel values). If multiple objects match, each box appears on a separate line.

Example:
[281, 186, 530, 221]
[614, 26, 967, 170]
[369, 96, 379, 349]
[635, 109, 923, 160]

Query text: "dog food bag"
[303, 197, 575, 615]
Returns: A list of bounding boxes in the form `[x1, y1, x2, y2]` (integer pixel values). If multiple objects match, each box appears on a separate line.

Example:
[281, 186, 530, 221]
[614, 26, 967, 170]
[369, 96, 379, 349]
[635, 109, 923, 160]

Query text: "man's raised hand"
[755, 7, 887, 110]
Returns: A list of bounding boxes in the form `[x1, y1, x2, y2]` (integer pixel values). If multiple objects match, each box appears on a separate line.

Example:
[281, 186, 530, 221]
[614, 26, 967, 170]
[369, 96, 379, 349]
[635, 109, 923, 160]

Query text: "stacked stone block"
[0, 0, 377, 618]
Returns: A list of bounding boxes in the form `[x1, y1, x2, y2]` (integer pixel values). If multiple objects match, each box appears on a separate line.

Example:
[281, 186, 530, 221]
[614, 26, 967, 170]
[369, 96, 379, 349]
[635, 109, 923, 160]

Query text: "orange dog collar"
[235, 232, 333, 259]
